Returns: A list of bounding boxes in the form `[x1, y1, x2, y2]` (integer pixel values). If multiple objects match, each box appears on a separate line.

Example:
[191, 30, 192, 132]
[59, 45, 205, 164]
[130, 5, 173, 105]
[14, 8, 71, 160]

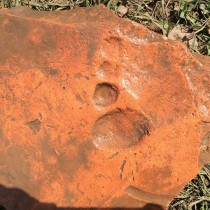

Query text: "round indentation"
[93, 83, 118, 107]
[92, 109, 150, 153]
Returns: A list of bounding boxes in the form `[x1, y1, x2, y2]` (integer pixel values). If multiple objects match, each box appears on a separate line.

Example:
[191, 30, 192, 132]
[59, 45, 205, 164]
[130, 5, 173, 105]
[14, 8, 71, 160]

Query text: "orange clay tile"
[0, 4, 210, 209]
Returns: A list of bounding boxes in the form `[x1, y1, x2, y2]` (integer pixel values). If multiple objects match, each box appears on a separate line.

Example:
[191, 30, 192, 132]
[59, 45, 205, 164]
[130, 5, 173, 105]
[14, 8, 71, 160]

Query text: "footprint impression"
[92, 82, 150, 154]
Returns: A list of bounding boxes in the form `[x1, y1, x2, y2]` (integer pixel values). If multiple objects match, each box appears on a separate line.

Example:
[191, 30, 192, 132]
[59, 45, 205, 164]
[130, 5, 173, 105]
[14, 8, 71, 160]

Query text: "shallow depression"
[92, 108, 150, 153]
[93, 83, 118, 107]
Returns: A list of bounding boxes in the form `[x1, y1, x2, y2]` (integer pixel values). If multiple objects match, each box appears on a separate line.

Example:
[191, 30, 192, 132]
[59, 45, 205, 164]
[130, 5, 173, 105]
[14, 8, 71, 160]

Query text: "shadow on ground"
[0, 184, 164, 210]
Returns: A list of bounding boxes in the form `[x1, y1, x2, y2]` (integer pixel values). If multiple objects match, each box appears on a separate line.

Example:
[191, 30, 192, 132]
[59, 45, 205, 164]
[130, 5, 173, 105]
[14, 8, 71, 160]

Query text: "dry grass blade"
[169, 164, 210, 209]
[0, 0, 209, 55]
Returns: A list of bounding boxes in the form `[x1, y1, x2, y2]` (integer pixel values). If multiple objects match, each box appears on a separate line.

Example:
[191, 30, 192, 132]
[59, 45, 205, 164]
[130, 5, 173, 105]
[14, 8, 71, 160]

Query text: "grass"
[169, 164, 210, 210]
[0, 0, 209, 55]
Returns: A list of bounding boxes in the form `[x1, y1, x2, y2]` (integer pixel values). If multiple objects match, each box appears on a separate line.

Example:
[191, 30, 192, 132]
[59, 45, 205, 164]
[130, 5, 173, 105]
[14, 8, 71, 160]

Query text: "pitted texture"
[0, 5, 210, 209]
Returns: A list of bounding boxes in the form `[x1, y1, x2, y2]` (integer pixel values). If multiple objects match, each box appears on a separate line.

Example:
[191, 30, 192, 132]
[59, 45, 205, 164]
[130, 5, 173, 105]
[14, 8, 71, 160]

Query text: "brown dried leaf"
[117, 5, 128, 17]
